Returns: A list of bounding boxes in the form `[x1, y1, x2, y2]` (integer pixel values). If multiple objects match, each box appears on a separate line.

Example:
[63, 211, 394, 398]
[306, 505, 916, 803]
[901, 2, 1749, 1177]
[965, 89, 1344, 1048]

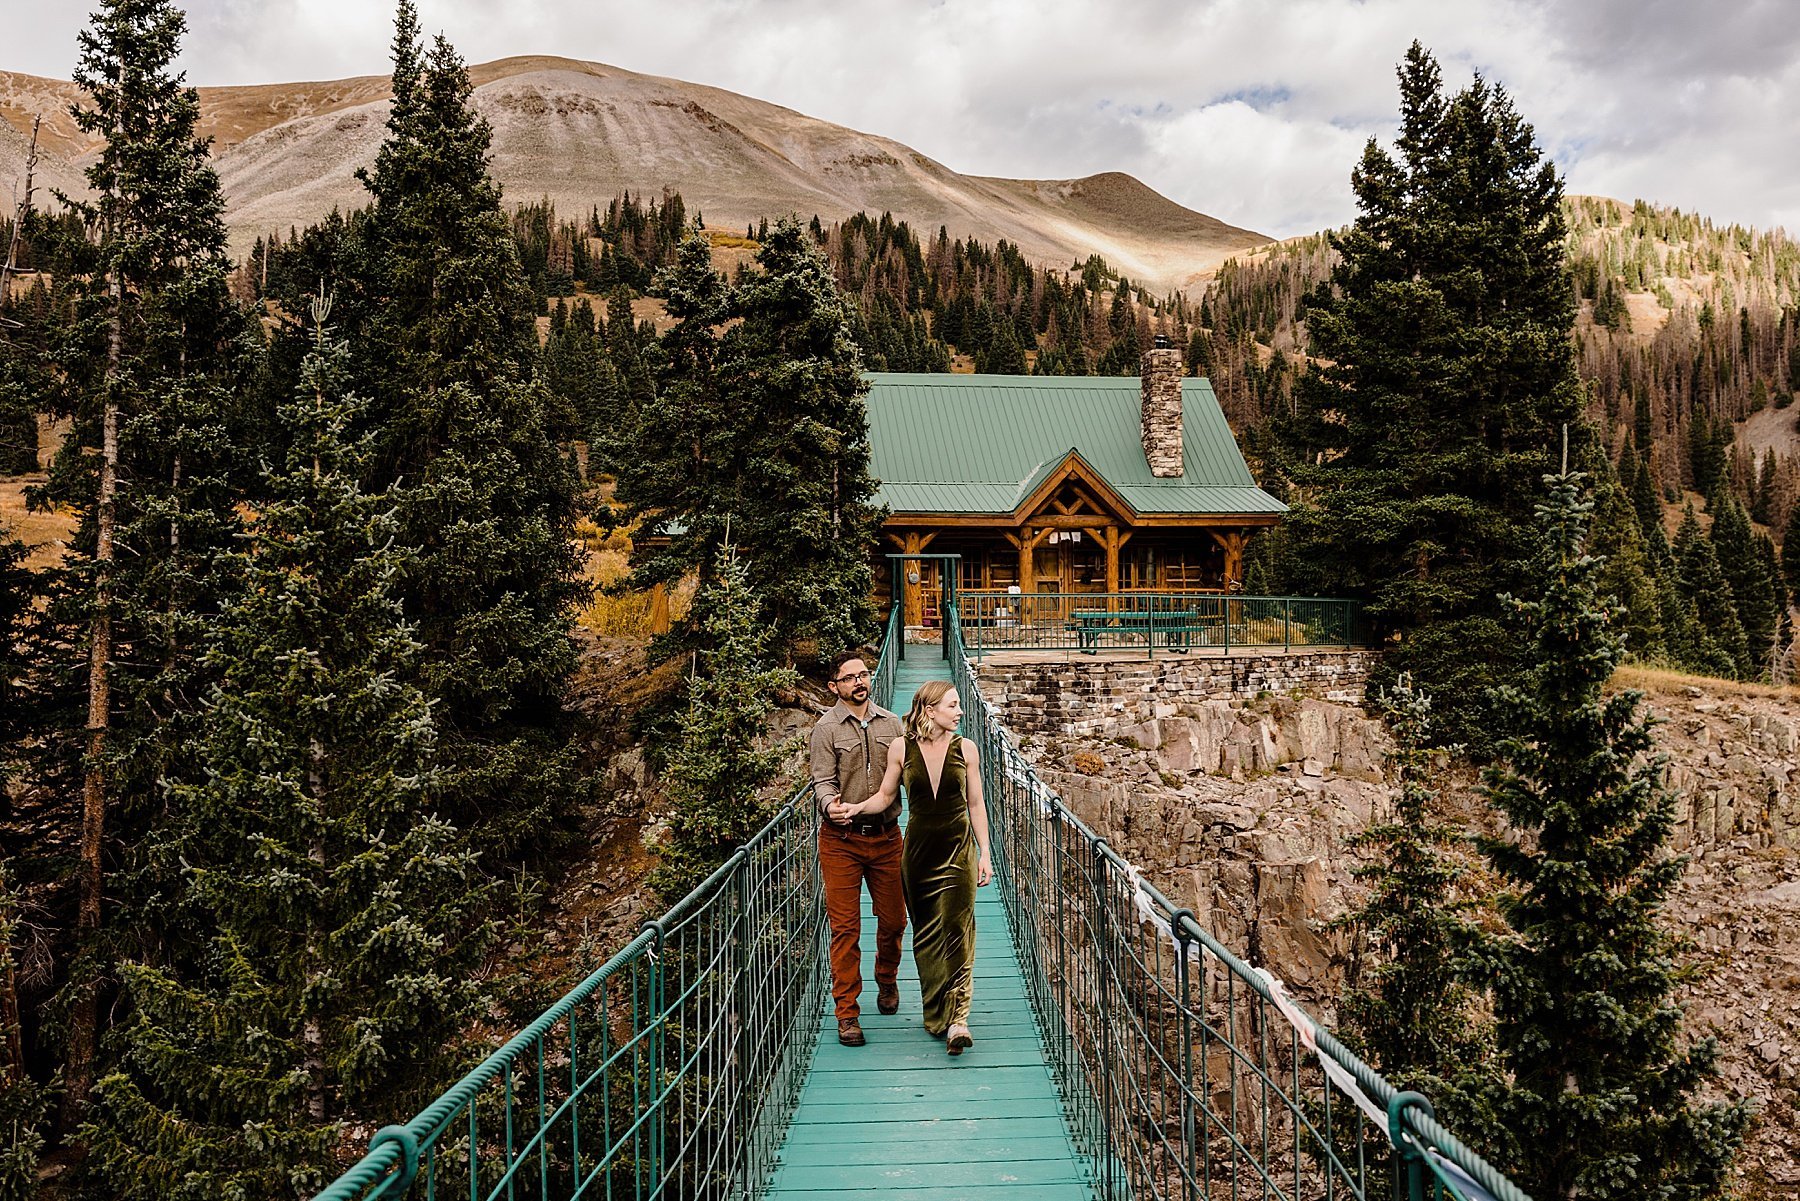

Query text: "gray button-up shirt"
[809, 700, 904, 824]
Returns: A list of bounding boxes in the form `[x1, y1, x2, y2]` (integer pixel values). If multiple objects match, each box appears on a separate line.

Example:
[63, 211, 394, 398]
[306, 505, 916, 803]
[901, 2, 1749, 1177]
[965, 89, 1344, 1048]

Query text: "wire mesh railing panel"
[315, 799, 825, 1201]
[956, 593, 1367, 656]
[946, 607, 1531, 1201]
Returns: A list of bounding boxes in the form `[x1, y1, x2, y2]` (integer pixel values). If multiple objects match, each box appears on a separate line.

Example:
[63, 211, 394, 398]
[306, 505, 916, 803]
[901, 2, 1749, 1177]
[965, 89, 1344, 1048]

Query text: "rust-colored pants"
[818, 824, 907, 1021]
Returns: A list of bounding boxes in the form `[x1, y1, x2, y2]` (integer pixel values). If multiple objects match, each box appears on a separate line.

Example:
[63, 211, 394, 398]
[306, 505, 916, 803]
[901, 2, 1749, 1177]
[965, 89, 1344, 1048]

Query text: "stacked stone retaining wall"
[975, 650, 1380, 739]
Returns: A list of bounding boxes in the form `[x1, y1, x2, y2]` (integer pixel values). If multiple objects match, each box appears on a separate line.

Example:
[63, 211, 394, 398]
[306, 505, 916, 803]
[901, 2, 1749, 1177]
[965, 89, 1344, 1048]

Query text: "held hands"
[976, 851, 993, 887]
[825, 797, 880, 822]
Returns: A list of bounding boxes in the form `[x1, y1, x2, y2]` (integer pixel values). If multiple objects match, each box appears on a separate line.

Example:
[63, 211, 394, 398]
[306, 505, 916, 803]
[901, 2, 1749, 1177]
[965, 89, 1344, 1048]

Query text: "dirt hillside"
[0, 57, 1270, 294]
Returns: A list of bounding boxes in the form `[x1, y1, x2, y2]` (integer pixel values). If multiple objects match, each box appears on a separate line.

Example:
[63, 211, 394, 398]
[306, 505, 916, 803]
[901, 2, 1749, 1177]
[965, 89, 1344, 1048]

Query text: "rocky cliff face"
[986, 676, 1800, 1197]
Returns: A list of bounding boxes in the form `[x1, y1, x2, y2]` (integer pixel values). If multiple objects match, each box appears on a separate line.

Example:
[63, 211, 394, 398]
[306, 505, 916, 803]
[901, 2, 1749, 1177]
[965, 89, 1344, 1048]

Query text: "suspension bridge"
[317, 604, 1531, 1201]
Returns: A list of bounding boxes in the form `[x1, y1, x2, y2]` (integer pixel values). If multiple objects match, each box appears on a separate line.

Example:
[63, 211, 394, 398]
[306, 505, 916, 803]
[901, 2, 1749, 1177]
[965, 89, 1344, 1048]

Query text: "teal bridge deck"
[318, 609, 1532, 1201]
[766, 657, 1092, 1198]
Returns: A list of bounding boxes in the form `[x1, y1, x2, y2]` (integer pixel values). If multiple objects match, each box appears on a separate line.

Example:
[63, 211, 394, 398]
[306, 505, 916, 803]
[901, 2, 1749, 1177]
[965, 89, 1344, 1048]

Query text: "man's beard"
[849, 685, 870, 703]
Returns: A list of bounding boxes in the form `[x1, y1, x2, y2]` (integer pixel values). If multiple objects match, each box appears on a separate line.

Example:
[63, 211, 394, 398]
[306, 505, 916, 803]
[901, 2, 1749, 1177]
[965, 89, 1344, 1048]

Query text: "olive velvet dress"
[900, 735, 977, 1036]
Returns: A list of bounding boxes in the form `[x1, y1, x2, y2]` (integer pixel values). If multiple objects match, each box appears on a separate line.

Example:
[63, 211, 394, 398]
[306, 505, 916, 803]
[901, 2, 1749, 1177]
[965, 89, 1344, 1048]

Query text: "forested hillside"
[1185, 196, 1800, 687]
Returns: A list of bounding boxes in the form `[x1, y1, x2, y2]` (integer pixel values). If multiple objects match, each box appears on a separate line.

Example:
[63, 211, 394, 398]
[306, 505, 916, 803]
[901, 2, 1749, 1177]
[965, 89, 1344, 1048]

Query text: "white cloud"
[6, 0, 1798, 240]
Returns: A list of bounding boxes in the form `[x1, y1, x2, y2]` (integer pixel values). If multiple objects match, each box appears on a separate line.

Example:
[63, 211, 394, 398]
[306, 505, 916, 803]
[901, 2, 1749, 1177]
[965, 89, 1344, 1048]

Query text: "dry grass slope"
[0, 57, 1270, 294]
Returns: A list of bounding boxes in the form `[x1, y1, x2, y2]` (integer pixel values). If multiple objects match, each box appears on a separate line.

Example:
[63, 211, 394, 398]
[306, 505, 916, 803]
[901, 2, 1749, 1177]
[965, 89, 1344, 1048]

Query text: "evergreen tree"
[1478, 468, 1748, 1200]
[1673, 506, 1749, 678]
[349, 6, 588, 855]
[1279, 43, 1580, 748]
[649, 544, 799, 900]
[1337, 675, 1496, 1133]
[715, 215, 883, 655]
[83, 314, 490, 1200]
[37, 0, 252, 1124]
[1589, 475, 1662, 659]
[610, 229, 733, 627]
[1625, 441, 1662, 539]
[1709, 491, 1778, 675]
[1782, 500, 1800, 602]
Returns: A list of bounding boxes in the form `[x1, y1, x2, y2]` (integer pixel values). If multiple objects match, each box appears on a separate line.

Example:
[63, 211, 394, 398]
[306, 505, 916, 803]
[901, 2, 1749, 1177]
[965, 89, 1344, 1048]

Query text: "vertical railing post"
[1093, 841, 1115, 1197]
[1171, 910, 1199, 1201]
[1389, 1092, 1436, 1201]
[1284, 597, 1292, 653]
[640, 919, 665, 1196]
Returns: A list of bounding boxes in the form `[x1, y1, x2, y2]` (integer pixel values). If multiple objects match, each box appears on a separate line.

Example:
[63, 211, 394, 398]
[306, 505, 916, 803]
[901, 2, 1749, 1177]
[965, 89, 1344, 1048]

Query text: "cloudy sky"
[8, 0, 1798, 239]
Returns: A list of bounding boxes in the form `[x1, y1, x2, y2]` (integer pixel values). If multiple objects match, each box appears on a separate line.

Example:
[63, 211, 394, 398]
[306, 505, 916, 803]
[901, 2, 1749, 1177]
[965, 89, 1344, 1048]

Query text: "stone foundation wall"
[975, 650, 1380, 739]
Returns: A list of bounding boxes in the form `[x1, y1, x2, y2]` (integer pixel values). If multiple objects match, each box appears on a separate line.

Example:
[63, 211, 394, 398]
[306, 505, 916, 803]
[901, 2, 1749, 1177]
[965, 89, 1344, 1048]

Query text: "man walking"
[810, 649, 906, 1046]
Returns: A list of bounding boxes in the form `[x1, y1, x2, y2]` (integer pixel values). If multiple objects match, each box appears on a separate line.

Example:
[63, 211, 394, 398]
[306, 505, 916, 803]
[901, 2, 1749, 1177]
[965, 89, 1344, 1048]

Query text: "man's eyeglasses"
[834, 670, 873, 684]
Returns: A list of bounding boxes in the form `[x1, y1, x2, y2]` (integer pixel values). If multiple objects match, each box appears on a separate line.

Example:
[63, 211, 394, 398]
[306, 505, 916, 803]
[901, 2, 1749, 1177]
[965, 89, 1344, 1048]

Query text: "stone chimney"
[1140, 334, 1184, 477]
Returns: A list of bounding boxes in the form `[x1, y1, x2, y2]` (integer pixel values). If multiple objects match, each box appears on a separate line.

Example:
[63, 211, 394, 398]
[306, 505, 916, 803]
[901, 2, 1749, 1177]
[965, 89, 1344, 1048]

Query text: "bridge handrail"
[945, 604, 1531, 1201]
[312, 608, 909, 1200]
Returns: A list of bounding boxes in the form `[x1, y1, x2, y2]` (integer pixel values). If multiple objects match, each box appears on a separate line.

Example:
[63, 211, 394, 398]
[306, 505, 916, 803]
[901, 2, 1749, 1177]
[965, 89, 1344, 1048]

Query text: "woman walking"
[857, 680, 992, 1054]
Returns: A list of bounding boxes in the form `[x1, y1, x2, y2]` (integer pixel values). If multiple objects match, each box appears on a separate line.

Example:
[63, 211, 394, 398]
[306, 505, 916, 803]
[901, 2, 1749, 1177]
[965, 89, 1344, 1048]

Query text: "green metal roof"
[865, 373, 1286, 517]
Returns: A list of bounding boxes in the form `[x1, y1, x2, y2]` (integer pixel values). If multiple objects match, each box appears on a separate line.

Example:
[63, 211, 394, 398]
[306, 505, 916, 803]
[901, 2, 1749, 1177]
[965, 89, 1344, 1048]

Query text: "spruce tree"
[649, 544, 799, 901]
[37, 0, 252, 1124]
[1709, 492, 1778, 675]
[1279, 43, 1580, 749]
[1478, 468, 1748, 1200]
[349, 5, 588, 854]
[1589, 476, 1662, 659]
[717, 216, 884, 655]
[1782, 500, 1800, 602]
[1337, 675, 1496, 1133]
[1673, 506, 1749, 678]
[82, 314, 490, 1201]
[611, 229, 732, 620]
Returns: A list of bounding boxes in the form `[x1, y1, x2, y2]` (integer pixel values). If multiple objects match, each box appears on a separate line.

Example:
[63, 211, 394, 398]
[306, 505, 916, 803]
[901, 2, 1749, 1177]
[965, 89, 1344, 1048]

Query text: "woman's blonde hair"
[905, 679, 957, 741]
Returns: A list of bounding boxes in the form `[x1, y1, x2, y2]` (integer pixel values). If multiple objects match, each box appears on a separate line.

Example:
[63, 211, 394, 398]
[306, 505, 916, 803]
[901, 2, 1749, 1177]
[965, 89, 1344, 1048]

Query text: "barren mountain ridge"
[0, 56, 1270, 293]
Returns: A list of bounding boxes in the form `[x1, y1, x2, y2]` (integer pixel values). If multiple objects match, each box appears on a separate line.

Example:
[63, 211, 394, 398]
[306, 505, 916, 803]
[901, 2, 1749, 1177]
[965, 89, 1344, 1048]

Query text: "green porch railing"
[957, 591, 1368, 657]
[946, 605, 1527, 1201]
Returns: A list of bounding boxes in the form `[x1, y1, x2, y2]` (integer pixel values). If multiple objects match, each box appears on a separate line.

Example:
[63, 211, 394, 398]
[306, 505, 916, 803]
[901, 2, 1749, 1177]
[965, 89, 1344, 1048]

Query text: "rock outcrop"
[985, 669, 1800, 1197]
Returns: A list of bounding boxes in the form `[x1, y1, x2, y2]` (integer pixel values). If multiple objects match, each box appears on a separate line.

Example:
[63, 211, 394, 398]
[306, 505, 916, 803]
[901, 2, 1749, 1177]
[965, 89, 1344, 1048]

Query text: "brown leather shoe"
[837, 1019, 865, 1047]
[877, 983, 899, 1015]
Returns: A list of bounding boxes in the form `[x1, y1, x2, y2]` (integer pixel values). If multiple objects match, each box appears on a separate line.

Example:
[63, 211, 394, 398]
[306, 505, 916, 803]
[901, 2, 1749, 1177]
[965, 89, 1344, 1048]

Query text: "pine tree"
[1589, 475, 1662, 659]
[1672, 506, 1749, 678]
[715, 216, 884, 656]
[349, 7, 588, 855]
[611, 229, 732, 624]
[1782, 500, 1800, 602]
[1708, 492, 1776, 674]
[1279, 43, 1580, 748]
[1336, 675, 1497, 1134]
[1478, 467, 1748, 1200]
[39, 0, 251, 1125]
[82, 313, 490, 1200]
[649, 544, 800, 900]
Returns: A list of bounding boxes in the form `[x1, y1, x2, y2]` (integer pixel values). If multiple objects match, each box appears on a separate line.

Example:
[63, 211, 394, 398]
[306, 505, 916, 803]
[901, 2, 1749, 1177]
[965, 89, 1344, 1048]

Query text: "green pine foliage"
[1336, 675, 1497, 1135]
[1672, 506, 1750, 677]
[1708, 490, 1780, 673]
[1279, 43, 1581, 749]
[718, 217, 884, 655]
[21, 0, 258, 1127]
[649, 545, 800, 901]
[83, 318, 491, 1201]
[1588, 473, 1663, 659]
[613, 221, 884, 660]
[350, 4, 589, 857]
[1477, 469, 1748, 1200]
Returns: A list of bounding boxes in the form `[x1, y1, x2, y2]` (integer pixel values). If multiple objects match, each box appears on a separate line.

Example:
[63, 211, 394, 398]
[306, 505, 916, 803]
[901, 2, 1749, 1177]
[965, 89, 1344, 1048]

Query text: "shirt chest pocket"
[832, 729, 873, 769]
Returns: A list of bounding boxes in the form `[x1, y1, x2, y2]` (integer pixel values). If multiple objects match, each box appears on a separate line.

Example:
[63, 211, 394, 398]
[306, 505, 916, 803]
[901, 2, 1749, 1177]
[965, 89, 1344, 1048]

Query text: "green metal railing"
[316, 772, 840, 1196]
[957, 592, 1367, 656]
[946, 606, 1527, 1201]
